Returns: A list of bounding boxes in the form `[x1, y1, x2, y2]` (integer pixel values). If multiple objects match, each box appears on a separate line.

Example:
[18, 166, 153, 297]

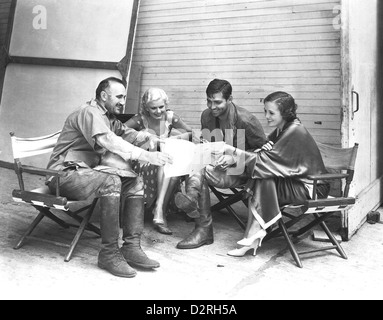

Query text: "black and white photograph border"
[0, 0, 382, 301]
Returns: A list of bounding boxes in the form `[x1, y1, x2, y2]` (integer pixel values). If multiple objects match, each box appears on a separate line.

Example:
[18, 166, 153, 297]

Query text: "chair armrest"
[304, 197, 355, 209]
[22, 165, 61, 177]
[307, 173, 349, 181]
[12, 189, 68, 209]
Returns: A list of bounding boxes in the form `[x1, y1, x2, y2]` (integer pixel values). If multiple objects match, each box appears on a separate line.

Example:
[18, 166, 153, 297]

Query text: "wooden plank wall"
[133, 0, 342, 145]
[0, 0, 12, 45]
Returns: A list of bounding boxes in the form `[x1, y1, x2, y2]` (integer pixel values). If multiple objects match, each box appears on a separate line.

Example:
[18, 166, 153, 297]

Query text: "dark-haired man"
[46, 77, 172, 278]
[175, 79, 267, 249]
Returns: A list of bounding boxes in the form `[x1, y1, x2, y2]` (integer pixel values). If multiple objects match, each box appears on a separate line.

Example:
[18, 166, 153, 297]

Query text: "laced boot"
[175, 172, 204, 218]
[121, 197, 160, 269]
[177, 182, 214, 249]
[97, 196, 137, 278]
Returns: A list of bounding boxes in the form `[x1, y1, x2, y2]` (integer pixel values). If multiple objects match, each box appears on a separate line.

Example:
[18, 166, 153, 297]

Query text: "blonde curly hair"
[140, 88, 170, 117]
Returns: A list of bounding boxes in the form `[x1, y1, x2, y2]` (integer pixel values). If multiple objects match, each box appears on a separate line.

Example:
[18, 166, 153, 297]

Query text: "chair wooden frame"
[209, 186, 247, 230]
[209, 143, 359, 268]
[10, 131, 101, 262]
[264, 142, 359, 268]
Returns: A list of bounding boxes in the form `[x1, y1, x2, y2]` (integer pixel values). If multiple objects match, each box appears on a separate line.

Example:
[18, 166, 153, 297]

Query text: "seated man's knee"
[98, 175, 122, 197]
[205, 165, 246, 189]
[122, 176, 144, 198]
[204, 165, 227, 188]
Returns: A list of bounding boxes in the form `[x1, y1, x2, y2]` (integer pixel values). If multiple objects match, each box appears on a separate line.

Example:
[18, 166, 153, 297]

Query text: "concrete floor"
[0, 166, 382, 300]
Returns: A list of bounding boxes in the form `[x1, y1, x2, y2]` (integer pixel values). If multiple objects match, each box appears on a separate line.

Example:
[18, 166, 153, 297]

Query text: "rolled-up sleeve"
[98, 132, 144, 161]
[115, 121, 152, 146]
[76, 107, 146, 161]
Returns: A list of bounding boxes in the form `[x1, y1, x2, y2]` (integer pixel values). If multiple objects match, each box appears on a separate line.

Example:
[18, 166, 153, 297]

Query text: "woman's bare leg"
[153, 166, 170, 222]
[152, 167, 173, 235]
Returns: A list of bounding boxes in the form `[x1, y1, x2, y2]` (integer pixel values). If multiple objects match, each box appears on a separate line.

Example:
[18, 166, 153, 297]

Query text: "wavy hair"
[264, 91, 298, 123]
[140, 88, 170, 117]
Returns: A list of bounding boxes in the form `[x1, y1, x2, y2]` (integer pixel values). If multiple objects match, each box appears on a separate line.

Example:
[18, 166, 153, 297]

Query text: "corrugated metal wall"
[133, 0, 342, 145]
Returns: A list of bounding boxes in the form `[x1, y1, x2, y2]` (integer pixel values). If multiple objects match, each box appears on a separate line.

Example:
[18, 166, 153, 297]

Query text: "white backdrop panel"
[0, 64, 121, 166]
[10, 0, 134, 62]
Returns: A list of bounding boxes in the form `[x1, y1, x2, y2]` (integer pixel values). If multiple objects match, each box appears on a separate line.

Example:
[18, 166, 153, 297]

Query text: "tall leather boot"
[120, 197, 160, 269]
[175, 172, 204, 218]
[177, 181, 214, 249]
[97, 196, 137, 278]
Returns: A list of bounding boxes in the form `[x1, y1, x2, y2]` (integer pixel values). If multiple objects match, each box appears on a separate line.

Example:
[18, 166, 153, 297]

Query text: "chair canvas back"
[317, 142, 359, 172]
[317, 142, 359, 198]
[10, 131, 61, 160]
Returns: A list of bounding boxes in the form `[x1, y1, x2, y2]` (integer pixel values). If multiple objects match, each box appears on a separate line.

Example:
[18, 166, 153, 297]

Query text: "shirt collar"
[89, 99, 115, 119]
[88, 99, 106, 113]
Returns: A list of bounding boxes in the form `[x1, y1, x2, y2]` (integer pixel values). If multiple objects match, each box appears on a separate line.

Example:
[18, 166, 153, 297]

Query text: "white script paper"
[162, 139, 225, 178]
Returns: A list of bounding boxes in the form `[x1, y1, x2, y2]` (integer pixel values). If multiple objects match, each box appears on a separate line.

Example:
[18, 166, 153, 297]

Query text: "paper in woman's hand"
[162, 139, 225, 178]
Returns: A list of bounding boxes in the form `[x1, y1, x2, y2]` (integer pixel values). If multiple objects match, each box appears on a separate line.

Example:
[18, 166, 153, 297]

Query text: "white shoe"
[237, 229, 267, 247]
[227, 242, 258, 257]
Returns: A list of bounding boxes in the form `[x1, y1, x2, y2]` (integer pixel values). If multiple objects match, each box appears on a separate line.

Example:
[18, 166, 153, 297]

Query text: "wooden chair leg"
[317, 215, 348, 260]
[209, 187, 246, 230]
[67, 211, 101, 236]
[211, 192, 244, 212]
[64, 214, 90, 262]
[86, 223, 101, 236]
[225, 205, 246, 230]
[293, 211, 332, 237]
[14, 211, 45, 249]
[279, 219, 303, 268]
[40, 207, 71, 229]
[64, 199, 99, 262]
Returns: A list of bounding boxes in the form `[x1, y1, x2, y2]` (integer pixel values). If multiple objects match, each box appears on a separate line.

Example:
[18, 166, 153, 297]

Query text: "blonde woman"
[125, 88, 192, 235]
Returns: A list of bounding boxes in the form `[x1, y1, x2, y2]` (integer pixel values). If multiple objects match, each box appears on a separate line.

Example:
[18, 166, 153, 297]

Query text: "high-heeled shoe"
[153, 219, 173, 235]
[227, 242, 259, 257]
[237, 229, 267, 247]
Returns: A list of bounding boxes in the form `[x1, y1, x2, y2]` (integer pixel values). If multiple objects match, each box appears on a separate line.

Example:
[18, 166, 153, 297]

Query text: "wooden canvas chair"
[264, 142, 359, 268]
[10, 131, 100, 262]
[209, 186, 247, 230]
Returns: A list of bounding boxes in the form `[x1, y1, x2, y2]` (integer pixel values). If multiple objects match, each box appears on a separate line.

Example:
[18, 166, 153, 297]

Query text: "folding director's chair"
[10, 131, 101, 262]
[265, 142, 359, 268]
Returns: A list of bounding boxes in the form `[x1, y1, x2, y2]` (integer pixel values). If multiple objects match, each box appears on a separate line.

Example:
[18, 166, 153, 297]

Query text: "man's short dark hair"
[96, 77, 126, 99]
[206, 79, 232, 100]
